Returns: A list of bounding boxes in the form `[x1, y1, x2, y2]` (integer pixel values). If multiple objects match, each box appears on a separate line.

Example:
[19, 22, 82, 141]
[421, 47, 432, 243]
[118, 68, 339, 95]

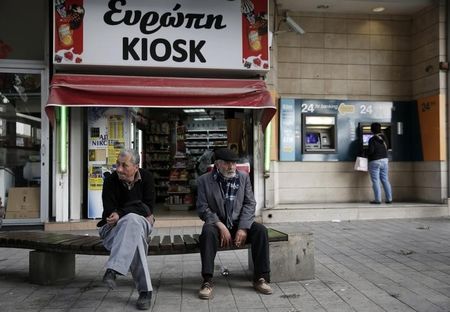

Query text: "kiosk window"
[303, 115, 336, 153]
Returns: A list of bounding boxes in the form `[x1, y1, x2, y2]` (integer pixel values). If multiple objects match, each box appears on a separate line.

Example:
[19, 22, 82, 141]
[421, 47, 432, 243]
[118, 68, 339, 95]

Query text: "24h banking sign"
[53, 0, 269, 72]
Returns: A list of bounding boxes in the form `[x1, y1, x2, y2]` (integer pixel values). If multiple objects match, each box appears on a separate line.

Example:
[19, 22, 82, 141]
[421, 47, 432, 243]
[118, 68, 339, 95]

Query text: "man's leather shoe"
[370, 201, 381, 204]
[198, 281, 213, 299]
[136, 291, 152, 310]
[102, 268, 117, 289]
[254, 278, 273, 295]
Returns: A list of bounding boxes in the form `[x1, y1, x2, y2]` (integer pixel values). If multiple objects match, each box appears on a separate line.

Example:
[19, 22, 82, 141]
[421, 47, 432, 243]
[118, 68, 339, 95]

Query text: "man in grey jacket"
[196, 148, 272, 299]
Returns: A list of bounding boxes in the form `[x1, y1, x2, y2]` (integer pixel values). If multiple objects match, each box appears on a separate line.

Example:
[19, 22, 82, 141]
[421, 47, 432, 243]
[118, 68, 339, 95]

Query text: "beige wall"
[275, 12, 412, 101]
[266, 2, 448, 205]
[411, 2, 447, 99]
[265, 161, 447, 206]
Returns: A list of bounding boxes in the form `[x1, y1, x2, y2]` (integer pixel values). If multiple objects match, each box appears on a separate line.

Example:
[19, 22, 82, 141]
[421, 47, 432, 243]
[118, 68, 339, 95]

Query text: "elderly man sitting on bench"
[196, 148, 272, 300]
[97, 149, 155, 310]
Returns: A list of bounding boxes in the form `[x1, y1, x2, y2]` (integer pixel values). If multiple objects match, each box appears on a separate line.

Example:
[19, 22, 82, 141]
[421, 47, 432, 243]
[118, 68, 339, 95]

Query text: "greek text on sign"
[53, 0, 269, 72]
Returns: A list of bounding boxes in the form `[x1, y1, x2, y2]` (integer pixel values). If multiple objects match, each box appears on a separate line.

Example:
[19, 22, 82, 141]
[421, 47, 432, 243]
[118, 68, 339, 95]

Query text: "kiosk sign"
[53, 0, 269, 72]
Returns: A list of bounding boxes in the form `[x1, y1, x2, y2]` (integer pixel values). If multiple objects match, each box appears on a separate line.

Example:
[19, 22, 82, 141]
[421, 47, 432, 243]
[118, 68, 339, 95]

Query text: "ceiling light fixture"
[372, 7, 385, 13]
[183, 109, 206, 113]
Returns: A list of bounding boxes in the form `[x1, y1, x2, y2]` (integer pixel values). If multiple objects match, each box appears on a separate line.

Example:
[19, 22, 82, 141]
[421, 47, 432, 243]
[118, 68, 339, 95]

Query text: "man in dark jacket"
[97, 149, 155, 310]
[367, 122, 393, 204]
[196, 148, 272, 299]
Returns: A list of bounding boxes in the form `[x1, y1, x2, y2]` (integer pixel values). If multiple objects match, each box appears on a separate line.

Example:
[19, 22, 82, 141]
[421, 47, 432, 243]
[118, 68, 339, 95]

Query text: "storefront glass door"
[0, 70, 42, 221]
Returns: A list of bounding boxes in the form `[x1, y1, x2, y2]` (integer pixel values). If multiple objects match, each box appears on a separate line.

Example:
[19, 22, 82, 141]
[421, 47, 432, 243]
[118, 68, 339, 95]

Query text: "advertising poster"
[54, 0, 84, 63]
[53, 0, 269, 72]
[87, 107, 130, 218]
[279, 99, 296, 161]
[107, 115, 125, 166]
[241, 0, 269, 70]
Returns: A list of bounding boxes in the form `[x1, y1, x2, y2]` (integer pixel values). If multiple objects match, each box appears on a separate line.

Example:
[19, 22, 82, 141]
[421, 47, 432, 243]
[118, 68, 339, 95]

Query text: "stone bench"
[0, 228, 314, 285]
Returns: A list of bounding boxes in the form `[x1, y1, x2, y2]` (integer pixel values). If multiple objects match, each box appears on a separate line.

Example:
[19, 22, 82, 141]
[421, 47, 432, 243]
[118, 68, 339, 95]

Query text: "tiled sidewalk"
[1, 218, 450, 311]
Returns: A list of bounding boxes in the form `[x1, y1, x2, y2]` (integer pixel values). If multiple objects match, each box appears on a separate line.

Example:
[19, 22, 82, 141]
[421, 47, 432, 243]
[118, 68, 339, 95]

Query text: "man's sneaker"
[254, 278, 273, 295]
[198, 281, 213, 299]
[136, 291, 152, 310]
[102, 268, 117, 289]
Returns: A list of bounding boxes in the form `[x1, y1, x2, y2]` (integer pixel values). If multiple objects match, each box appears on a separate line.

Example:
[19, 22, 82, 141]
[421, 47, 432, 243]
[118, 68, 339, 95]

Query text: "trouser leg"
[247, 222, 270, 282]
[101, 213, 152, 290]
[379, 159, 393, 202]
[130, 235, 153, 292]
[368, 161, 381, 202]
[199, 223, 219, 279]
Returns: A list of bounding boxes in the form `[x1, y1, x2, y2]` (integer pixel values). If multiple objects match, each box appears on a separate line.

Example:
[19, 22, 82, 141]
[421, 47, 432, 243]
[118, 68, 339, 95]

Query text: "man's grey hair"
[119, 149, 140, 165]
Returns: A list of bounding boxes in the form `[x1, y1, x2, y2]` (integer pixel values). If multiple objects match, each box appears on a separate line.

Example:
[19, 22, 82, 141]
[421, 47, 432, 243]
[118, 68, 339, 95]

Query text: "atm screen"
[362, 133, 373, 146]
[306, 133, 320, 144]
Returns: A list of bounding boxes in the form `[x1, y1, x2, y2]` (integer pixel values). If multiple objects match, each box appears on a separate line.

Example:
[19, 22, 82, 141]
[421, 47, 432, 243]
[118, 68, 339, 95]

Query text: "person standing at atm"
[367, 122, 393, 204]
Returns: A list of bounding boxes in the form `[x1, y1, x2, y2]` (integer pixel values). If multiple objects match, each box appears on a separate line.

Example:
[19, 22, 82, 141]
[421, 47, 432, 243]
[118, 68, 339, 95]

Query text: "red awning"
[46, 74, 276, 129]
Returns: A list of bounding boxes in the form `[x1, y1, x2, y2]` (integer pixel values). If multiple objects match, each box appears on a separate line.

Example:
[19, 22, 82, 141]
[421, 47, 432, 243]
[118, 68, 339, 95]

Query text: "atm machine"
[359, 122, 392, 150]
[303, 115, 336, 153]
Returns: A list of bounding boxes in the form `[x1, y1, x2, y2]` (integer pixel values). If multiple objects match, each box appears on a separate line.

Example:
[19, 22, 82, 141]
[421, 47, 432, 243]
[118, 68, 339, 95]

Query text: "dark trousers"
[199, 222, 270, 282]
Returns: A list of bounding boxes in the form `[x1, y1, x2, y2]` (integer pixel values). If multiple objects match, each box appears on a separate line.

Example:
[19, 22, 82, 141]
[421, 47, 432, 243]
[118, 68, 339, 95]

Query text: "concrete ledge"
[249, 232, 315, 282]
[263, 203, 450, 223]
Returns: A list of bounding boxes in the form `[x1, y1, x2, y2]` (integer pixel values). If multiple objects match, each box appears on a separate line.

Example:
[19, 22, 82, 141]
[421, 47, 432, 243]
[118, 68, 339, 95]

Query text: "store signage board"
[53, 0, 269, 72]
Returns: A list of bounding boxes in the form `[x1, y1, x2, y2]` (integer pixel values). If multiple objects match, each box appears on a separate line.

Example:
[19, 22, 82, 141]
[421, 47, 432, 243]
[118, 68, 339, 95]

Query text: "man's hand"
[234, 229, 247, 248]
[216, 222, 232, 248]
[146, 214, 155, 226]
[106, 212, 119, 225]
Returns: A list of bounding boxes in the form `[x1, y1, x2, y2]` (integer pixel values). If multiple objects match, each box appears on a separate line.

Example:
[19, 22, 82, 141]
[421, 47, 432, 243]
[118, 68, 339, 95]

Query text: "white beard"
[221, 170, 236, 179]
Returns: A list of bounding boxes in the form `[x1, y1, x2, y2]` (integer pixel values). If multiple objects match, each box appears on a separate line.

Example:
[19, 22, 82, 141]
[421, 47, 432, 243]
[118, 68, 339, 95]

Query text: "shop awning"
[46, 74, 276, 129]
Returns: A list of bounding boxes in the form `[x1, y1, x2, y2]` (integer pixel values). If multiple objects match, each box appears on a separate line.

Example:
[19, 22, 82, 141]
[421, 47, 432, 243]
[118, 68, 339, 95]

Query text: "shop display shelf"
[150, 150, 170, 153]
[211, 144, 227, 147]
[208, 136, 227, 139]
[185, 144, 209, 147]
[165, 204, 192, 211]
[187, 129, 226, 132]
